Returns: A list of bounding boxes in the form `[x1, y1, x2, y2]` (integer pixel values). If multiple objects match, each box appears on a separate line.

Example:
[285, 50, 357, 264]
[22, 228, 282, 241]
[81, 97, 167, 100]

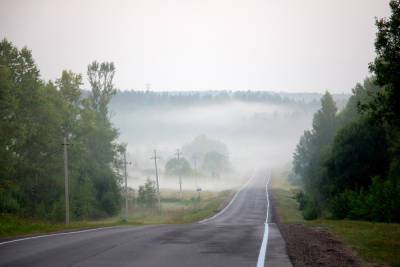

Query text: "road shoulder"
[270, 191, 378, 267]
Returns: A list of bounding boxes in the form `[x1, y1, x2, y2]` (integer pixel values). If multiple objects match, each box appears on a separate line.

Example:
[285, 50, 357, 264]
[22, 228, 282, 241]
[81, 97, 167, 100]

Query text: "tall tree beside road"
[293, 1, 400, 222]
[87, 61, 116, 116]
[0, 39, 122, 221]
[293, 92, 338, 219]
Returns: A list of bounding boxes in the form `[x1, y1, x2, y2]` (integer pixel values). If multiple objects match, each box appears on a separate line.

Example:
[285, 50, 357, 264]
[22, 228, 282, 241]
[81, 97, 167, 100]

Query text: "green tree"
[202, 151, 229, 177]
[368, 0, 400, 178]
[0, 61, 19, 213]
[137, 179, 157, 208]
[182, 135, 229, 163]
[293, 92, 338, 218]
[368, 0, 400, 125]
[87, 61, 116, 116]
[165, 157, 192, 176]
[324, 117, 389, 195]
[0, 39, 123, 220]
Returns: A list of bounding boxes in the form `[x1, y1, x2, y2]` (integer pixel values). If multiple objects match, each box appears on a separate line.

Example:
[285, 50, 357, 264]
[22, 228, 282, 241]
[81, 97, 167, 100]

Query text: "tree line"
[0, 39, 124, 221]
[110, 88, 347, 111]
[293, 1, 400, 223]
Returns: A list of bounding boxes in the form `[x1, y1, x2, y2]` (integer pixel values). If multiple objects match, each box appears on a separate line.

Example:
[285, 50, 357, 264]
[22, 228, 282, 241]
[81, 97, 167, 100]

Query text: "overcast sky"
[0, 0, 390, 93]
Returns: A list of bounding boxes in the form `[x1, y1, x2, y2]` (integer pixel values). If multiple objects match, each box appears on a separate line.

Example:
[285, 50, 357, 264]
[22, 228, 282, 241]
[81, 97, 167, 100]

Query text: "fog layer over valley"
[110, 91, 348, 191]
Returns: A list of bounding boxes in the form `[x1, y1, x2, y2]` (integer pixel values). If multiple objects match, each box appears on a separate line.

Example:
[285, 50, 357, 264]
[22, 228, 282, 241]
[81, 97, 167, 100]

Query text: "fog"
[110, 94, 327, 191]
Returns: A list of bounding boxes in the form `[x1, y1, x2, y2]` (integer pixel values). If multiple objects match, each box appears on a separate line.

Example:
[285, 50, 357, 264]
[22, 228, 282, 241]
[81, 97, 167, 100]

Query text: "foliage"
[181, 135, 231, 176]
[272, 183, 400, 267]
[292, 0, 400, 223]
[0, 39, 122, 221]
[293, 91, 338, 217]
[137, 179, 157, 208]
[330, 176, 400, 222]
[324, 118, 389, 195]
[182, 135, 228, 163]
[111, 89, 349, 112]
[368, 0, 400, 127]
[201, 150, 230, 176]
[87, 61, 116, 116]
[165, 157, 192, 176]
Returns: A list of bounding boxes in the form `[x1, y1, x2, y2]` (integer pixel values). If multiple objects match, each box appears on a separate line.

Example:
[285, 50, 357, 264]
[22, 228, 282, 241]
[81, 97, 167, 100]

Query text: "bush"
[330, 190, 353, 219]
[294, 190, 320, 220]
[302, 201, 320, 220]
[366, 176, 400, 222]
[328, 176, 400, 222]
[296, 194, 320, 220]
[101, 191, 119, 215]
[295, 190, 306, 210]
[137, 179, 157, 208]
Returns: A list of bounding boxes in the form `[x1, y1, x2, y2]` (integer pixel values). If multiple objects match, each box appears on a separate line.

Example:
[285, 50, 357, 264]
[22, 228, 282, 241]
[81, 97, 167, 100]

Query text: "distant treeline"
[292, 1, 400, 223]
[0, 39, 124, 221]
[110, 89, 348, 111]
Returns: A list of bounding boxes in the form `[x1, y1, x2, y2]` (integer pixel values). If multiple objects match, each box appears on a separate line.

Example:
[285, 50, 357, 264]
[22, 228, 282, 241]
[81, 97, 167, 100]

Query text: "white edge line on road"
[198, 171, 255, 224]
[257, 173, 271, 267]
[0, 226, 118, 246]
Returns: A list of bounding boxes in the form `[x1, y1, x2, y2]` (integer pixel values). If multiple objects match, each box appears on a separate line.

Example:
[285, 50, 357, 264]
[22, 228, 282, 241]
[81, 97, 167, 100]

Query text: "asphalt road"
[0, 173, 292, 267]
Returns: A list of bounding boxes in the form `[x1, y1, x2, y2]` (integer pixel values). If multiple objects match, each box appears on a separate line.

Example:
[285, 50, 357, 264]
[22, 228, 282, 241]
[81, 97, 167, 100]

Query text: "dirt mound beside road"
[270, 194, 380, 267]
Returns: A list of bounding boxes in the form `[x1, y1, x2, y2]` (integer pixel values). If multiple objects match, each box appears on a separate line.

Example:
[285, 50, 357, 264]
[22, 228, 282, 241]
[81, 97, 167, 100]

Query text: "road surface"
[0, 172, 291, 267]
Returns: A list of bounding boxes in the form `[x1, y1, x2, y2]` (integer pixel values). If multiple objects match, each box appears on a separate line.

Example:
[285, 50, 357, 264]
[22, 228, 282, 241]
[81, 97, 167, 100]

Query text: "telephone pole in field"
[192, 153, 201, 199]
[123, 150, 131, 221]
[62, 136, 70, 225]
[192, 153, 198, 189]
[151, 150, 161, 212]
[176, 149, 183, 200]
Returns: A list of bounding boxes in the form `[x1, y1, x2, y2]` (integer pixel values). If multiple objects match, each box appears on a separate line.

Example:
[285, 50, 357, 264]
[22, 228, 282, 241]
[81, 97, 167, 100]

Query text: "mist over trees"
[165, 157, 192, 176]
[163, 136, 231, 178]
[110, 88, 349, 112]
[182, 135, 231, 176]
[0, 39, 122, 221]
[1, 37, 328, 222]
[293, 1, 400, 222]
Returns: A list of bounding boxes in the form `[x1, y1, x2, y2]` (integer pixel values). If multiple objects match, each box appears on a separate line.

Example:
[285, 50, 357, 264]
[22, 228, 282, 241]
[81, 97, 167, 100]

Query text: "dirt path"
[269, 193, 379, 267]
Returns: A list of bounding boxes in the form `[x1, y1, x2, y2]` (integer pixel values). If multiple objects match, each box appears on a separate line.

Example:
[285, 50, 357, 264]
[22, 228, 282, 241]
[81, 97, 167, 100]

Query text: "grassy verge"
[271, 171, 400, 267]
[127, 190, 231, 224]
[0, 214, 127, 239]
[0, 190, 231, 239]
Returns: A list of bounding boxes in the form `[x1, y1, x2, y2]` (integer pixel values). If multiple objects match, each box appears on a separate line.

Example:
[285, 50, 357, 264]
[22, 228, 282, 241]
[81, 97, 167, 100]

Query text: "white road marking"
[0, 226, 118, 246]
[198, 172, 255, 224]
[257, 174, 271, 267]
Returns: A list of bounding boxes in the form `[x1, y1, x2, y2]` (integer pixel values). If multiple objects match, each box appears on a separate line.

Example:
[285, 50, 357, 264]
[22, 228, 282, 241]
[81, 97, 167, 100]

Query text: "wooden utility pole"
[176, 149, 183, 200]
[62, 136, 70, 225]
[193, 153, 198, 189]
[192, 153, 200, 199]
[123, 151, 132, 221]
[151, 150, 161, 212]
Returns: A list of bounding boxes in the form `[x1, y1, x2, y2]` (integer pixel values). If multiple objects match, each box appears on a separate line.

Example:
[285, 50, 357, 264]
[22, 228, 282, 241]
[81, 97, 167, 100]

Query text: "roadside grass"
[127, 190, 231, 224]
[271, 171, 400, 267]
[309, 219, 400, 267]
[0, 190, 231, 239]
[272, 188, 304, 224]
[0, 214, 126, 239]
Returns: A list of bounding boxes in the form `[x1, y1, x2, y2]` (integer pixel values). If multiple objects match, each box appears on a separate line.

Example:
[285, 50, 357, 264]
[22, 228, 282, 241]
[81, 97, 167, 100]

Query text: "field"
[126, 189, 232, 224]
[0, 190, 231, 239]
[271, 169, 400, 267]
